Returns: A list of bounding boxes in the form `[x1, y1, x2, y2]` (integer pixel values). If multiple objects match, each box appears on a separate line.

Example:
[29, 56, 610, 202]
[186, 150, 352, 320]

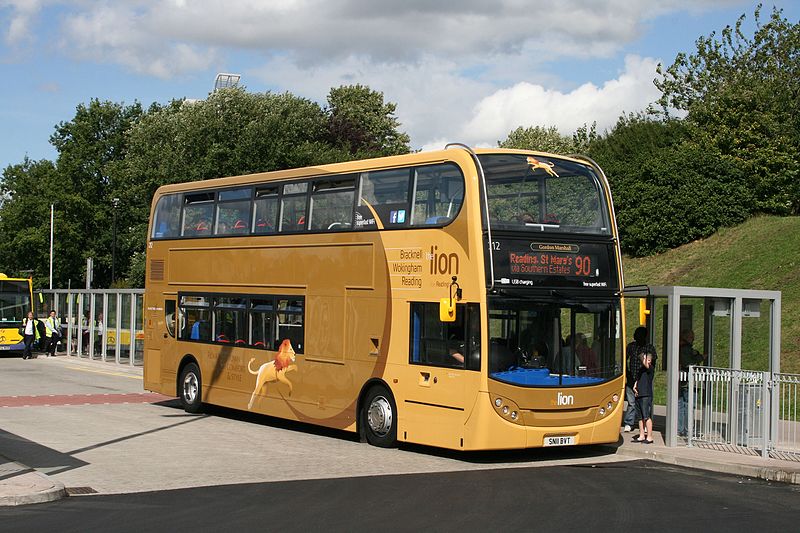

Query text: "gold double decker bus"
[143, 146, 626, 450]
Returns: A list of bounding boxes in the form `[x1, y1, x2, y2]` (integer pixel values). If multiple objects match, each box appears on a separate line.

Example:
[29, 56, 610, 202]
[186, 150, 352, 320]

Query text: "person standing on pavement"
[21, 311, 41, 360]
[44, 309, 61, 357]
[678, 329, 707, 437]
[624, 326, 657, 432]
[633, 347, 656, 444]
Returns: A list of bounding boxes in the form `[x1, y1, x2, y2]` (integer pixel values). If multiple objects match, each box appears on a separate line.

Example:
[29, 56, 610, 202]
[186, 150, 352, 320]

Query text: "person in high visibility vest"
[21, 311, 41, 360]
[44, 309, 61, 357]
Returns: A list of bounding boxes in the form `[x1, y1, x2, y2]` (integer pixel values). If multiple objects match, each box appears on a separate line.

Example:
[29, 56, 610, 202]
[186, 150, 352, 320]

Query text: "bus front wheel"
[362, 385, 397, 448]
[179, 362, 203, 413]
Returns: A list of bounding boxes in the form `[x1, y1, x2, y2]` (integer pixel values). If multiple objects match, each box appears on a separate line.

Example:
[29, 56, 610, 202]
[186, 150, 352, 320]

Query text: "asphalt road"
[1, 355, 799, 531]
[2, 460, 799, 532]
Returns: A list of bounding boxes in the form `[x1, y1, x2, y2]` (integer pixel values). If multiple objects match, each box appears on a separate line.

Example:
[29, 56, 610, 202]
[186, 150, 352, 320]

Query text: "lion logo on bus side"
[247, 339, 298, 410]
[527, 156, 559, 178]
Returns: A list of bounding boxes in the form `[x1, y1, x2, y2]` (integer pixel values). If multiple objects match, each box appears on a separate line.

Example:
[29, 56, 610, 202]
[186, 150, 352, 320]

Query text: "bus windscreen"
[479, 153, 610, 235]
[0, 280, 32, 325]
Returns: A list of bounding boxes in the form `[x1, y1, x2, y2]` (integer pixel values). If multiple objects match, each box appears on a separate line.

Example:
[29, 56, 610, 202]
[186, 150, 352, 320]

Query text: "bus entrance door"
[401, 363, 467, 449]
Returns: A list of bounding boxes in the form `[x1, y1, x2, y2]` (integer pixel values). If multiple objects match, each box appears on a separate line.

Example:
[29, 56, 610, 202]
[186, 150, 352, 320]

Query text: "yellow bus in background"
[0, 274, 34, 354]
[143, 146, 626, 450]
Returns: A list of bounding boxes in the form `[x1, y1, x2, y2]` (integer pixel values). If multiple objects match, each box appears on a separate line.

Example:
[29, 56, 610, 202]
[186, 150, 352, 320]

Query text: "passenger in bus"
[517, 213, 535, 224]
[190, 319, 208, 341]
[519, 323, 549, 368]
[448, 342, 464, 366]
[575, 333, 598, 375]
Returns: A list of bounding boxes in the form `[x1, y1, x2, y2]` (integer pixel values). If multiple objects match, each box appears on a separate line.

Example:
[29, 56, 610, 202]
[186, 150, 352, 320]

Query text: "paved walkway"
[607, 428, 800, 485]
[1, 355, 799, 505]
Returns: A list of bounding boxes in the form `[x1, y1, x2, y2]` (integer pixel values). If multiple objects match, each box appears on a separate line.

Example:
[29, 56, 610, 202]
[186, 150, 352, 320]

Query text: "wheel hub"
[183, 372, 198, 403]
[367, 396, 393, 436]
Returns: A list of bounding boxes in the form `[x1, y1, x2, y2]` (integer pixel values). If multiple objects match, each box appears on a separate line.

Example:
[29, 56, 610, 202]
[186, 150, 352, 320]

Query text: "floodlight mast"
[213, 73, 241, 92]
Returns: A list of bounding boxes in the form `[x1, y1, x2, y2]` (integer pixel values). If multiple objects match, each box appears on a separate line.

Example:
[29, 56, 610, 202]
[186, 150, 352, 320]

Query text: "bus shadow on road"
[151, 398, 618, 465]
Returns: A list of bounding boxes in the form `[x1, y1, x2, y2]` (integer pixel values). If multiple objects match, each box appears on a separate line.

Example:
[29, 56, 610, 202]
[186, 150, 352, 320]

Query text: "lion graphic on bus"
[247, 339, 298, 410]
[527, 156, 559, 178]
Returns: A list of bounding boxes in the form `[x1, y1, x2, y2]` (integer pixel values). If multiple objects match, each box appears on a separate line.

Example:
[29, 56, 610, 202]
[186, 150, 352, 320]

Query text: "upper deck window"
[479, 154, 610, 236]
[280, 182, 308, 233]
[215, 187, 252, 235]
[253, 185, 279, 234]
[410, 164, 464, 226]
[152, 194, 183, 239]
[309, 176, 356, 231]
[182, 192, 215, 237]
[357, 168, 411, 229]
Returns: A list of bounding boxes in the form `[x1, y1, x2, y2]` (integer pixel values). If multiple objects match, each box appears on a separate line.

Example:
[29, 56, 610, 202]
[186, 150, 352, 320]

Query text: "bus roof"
[151, 146, 595, 198]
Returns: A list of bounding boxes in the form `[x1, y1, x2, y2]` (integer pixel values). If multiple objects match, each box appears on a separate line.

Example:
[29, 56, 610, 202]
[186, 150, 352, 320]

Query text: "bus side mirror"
[440, 298, 456, 322]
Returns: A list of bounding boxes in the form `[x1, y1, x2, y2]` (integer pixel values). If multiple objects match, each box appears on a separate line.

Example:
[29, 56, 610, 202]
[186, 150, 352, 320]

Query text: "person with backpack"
[623, 326, 657, 432]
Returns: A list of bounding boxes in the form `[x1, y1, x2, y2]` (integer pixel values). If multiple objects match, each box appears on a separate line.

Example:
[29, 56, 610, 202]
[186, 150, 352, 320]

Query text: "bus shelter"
[623, 285, 782, 447]
[35, 289, 145, 367]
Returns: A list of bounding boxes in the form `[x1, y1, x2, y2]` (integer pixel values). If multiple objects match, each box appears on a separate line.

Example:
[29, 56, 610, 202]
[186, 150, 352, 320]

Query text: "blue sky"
[1, 1, 797, 171]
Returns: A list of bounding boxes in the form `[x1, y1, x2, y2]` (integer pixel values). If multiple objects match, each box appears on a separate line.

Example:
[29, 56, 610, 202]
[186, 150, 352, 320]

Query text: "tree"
[498, 124, 597, 154]
[119, 85, 412, 286]
[0, 159, 58, 285]
[0, 99, 143, 288]
[326, 84, 411, 157]
[654, 5, 800, 215]
[589, 114, 751, 256]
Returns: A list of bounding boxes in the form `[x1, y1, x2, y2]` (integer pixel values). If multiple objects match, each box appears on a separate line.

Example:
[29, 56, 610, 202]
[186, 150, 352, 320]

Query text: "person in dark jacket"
[633, 346, 656, 444]
[21, 311, 41, 360]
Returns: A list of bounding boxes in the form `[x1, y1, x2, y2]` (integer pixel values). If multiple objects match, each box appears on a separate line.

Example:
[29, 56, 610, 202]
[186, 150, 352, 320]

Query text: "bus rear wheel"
[179, 362, 203, 413]
[362, 385, 397, 448]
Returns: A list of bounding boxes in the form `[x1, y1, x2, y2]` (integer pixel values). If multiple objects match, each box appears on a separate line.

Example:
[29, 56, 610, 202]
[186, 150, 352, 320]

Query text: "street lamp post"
[111, 198, 120, 286]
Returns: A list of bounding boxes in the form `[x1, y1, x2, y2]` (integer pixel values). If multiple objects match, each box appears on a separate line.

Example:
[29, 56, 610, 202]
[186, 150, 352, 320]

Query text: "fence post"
[762, 371, 770, 459]
[687, 366, 695, 447]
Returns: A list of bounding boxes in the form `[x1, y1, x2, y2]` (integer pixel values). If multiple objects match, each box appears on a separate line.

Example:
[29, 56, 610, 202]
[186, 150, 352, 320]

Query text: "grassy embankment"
[622, 216, 800, 404]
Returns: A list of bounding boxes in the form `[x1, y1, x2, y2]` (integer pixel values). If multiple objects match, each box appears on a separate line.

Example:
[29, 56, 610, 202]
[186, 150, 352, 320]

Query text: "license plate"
[0, 346, 9, 350]
[544, 436, 575, 447]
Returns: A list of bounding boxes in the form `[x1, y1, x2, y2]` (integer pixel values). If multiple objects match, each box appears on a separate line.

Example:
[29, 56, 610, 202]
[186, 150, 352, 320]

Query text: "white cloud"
[460, 55, 662, 145]
[1, 0, 735, 147]
[1, 0, 44, 45]
[47, 0, 737, 72]
[59, 4, 219, 78]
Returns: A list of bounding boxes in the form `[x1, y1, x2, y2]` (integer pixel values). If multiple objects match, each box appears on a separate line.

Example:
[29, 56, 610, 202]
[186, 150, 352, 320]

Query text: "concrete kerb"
[0, 456, 67, 506]
[602, 440, 800, 485]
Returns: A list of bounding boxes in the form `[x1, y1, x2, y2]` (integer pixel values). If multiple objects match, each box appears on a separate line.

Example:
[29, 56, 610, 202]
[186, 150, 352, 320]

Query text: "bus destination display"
[492, 241, 614, 289]
[509, 244, 595, 278]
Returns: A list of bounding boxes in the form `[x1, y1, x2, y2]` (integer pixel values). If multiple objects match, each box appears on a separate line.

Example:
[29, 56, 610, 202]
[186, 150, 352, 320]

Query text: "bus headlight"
[599, 407, 606, 416]
[612, 394, 619, 403]
[491, 395, 523, 425]
[607, 402, 613, 410]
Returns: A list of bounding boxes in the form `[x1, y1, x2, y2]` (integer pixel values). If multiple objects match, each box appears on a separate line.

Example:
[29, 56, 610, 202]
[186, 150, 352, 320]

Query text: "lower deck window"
[178, 292, 304, 353]
[410, 302, 480, 370]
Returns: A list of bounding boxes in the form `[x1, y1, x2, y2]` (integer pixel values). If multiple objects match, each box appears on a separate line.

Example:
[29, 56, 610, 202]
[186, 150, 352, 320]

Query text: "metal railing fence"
[687, 366, 800, 461]
[35, 289, 145, 367]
